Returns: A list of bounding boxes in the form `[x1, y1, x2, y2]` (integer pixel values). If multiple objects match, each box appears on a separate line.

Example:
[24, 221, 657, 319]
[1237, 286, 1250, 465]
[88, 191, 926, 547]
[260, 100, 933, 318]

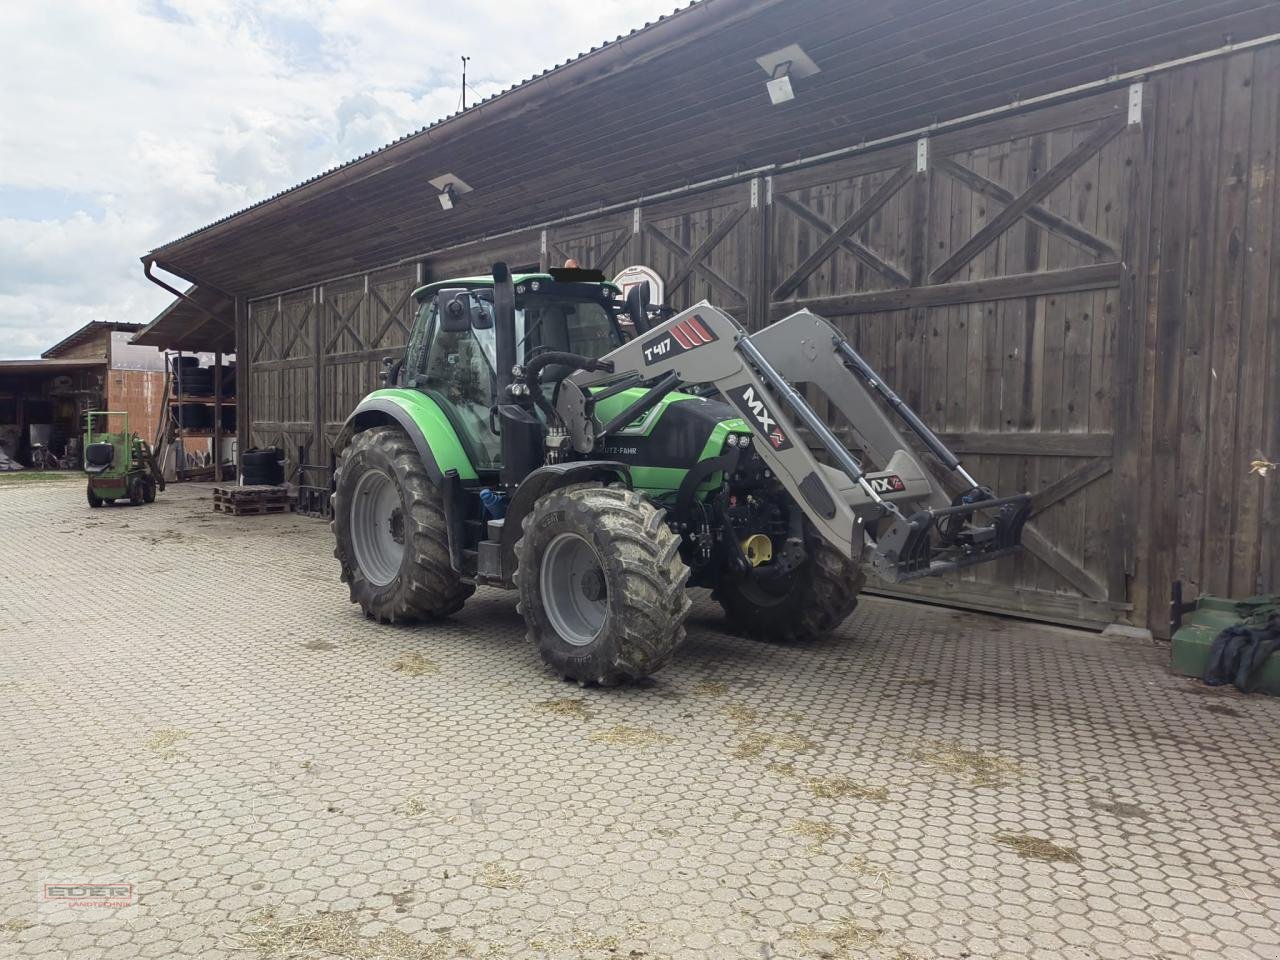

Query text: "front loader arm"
[565, 302, 1031, 583]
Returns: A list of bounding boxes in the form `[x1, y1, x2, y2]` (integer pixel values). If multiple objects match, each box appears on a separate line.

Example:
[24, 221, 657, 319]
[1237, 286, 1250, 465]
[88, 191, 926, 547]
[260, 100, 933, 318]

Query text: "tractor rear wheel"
[713, 538, 865, 643]
[514, 484, 690, 685]
[87, 485, 102, 508]
[332, 425, 473, 623]
[128, 478, 145, 506]
[143, 477, 157, 503]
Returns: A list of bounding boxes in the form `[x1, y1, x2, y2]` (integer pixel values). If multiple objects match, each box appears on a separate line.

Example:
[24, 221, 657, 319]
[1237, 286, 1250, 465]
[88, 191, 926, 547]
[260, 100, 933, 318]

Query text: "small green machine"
[83, 411, 165, 508]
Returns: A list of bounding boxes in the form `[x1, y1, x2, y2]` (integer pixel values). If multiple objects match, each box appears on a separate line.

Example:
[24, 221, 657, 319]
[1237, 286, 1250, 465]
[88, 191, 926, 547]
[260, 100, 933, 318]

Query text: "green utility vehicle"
[83, 411, 165, 507]
[332, 264, 1030, 684]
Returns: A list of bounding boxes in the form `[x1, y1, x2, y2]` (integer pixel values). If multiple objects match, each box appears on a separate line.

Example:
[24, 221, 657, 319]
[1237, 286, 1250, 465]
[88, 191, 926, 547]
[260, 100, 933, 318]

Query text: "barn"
[135, 0, 1280, 635]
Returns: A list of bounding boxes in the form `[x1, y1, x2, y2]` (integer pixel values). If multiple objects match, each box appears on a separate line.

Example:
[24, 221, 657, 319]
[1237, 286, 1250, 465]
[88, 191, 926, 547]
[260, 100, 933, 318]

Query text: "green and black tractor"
[332, 263, 1029, 684]
[83, 411, 165, 508]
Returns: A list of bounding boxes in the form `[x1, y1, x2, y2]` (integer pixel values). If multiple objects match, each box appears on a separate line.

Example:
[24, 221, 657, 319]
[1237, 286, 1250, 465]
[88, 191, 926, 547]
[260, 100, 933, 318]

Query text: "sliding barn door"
[769, 89, 1146, 626]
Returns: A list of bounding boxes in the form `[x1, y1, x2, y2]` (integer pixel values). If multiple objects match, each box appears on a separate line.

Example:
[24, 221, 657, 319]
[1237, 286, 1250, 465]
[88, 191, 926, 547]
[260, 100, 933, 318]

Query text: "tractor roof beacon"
[332, 263, 1031, 684]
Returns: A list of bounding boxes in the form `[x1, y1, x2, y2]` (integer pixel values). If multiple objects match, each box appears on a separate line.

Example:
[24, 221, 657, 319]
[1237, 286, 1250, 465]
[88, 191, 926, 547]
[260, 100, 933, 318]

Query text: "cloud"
[0, 0, 681, 358]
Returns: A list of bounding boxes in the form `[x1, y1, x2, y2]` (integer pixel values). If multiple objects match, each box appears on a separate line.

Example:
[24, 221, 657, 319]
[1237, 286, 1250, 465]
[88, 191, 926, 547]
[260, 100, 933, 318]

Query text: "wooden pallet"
[212, 484, 294, 517]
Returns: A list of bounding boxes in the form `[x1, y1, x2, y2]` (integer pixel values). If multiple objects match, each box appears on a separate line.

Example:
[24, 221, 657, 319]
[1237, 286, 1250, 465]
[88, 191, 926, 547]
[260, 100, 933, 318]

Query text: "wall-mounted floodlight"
[755, 43, 820, 105]
[428, 173, 473, 211]
[767, 64, 794, 105]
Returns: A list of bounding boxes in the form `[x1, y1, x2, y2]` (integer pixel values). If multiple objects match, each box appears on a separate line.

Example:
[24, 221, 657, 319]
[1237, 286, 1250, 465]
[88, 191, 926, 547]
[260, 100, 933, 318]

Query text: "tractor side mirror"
[625, 281, 652, 334]
[437, 288, 475, 333]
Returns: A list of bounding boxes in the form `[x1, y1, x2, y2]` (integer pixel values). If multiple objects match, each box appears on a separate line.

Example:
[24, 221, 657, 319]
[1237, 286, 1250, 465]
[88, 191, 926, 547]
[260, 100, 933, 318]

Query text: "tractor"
[331, 263, 1030, 684]
[83, 411, 165, 508]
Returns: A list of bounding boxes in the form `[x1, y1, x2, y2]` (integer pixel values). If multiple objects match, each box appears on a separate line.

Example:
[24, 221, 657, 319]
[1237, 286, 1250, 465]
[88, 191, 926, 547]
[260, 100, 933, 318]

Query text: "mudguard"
[335, 389, 478, 483]
[497, 461, 631, 583]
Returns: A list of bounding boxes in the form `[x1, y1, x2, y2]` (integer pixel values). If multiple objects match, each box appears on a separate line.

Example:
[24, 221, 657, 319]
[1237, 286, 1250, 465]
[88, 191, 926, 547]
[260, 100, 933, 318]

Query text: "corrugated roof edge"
[147, 0, 706, 256]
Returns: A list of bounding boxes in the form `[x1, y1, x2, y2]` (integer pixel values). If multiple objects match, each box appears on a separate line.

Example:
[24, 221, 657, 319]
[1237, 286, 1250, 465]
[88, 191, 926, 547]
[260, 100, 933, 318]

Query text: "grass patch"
[723, 704, 760, 727]
[690, 681, 729, 697]
[390, 653, 440, 678]
[476, 863, 525, 889]
[993, 831, 1081, 864]
[733, 732, 819, 760]
[910, 740, 1023, 787]
[1, 918, 33, 933]
[804, 774, 890, 803]
[588, 724, 675, 749]
[147, 728, 191, 760]
[793, 919, 917, 960]
[235, 907, 477, 959]
[787, 819, 839, 851]
[536, 697, 593, 720]
[399, 797, 429, 819]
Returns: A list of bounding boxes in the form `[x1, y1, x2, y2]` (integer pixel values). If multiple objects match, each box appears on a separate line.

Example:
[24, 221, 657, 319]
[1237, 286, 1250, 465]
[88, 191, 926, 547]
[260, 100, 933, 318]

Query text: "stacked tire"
[175, 358, 213, 397]
[241, 447, 283, 486]
[175, 403, 213, 429]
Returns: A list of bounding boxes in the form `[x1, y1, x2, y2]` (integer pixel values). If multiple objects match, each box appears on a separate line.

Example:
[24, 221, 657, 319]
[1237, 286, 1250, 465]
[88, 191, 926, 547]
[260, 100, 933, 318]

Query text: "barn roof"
[145, 0, 1280, 302]
[41, 321, 144, 359]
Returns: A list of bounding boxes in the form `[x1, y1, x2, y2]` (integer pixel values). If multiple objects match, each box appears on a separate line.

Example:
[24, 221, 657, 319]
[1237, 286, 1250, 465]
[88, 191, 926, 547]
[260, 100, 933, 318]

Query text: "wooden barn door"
[247, 289, 318, 479]
[318, 264, 418, 466]
[546, 182, 760, 326]
[768, 88, 1147, 626]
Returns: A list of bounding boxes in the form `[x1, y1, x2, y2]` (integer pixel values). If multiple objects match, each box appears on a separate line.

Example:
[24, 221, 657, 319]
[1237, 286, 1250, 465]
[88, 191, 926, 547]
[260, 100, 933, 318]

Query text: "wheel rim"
[540, 533, 608, 646]
[736, 570, 799, 606]
[350, 469, 405, 587]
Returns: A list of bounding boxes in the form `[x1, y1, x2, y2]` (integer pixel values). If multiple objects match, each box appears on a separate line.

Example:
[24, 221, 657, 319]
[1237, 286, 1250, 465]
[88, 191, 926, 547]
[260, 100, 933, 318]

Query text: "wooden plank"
[1174, 58, 1227, 600]
[771, 261, 1121, 317]
[866, 579, 1129, 628]
[1203, 52, 1258, 596]
[1029, 456, 1113, 516]
[1022, 524, 1109, 600]
[934, 155, 1119, 259]
[772, 163, 914, 300]
[773, 192, 910, 288]
[931, 117, 1127, 282]
[935, 430, 1113, 457]
[1238, 46, 1280, 595]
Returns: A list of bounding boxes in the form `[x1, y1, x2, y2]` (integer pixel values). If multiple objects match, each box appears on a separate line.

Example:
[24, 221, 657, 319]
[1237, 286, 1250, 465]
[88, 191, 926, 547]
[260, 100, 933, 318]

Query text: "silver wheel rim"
[540, 532, 608, 646]
[350, 468, 404, 587]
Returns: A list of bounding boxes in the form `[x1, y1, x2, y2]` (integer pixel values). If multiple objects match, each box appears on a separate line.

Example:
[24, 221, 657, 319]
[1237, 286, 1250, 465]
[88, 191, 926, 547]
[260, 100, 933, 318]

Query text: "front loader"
[332, 263, 1030, 684]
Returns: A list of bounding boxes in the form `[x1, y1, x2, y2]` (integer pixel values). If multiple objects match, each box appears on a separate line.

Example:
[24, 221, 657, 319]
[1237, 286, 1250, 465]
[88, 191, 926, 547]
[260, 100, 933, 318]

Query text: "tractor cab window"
[407, 301, 501, 469]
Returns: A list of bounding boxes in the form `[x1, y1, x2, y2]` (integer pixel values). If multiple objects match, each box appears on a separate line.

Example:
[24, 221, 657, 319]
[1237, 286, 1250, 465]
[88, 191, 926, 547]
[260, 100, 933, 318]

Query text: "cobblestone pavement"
[1, 479, 1278, 960]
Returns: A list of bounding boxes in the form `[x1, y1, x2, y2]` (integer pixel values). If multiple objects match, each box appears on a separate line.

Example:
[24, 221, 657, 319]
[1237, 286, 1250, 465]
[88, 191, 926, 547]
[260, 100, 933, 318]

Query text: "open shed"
[141, 0, 1280, 634]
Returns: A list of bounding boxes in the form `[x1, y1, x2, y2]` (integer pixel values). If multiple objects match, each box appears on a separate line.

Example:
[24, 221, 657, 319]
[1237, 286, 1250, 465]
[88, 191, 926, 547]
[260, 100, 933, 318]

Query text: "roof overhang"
[132, 284, 235, 354]
[146, 0, 1280, 300]
[0, 358, 106, 376]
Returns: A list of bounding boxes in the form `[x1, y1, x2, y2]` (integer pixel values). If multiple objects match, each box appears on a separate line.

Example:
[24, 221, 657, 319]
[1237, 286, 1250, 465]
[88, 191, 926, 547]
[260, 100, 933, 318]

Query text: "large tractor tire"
[713, 538, 865, 643]
[87, 485, 103, 508]
[514, 484, 691, 685]
[332, 425, 473, 623]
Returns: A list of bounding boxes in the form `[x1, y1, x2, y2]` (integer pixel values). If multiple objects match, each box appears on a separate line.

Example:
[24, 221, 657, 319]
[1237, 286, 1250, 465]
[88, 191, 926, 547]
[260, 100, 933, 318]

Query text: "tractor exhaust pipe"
[492, 262, 516, 398]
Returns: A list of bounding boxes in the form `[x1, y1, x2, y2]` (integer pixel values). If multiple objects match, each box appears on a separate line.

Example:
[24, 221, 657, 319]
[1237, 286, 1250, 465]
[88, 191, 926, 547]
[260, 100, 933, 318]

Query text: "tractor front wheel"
[143, 477, 157, 503]
[128, 478, 145, 506]
[514, 484, 690, 685]
[332, 425, 473, 623]
[713, 538, 865, 643]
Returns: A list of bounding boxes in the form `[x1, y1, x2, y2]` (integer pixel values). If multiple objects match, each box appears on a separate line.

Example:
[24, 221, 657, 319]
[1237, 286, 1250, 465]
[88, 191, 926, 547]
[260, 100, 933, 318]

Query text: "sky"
[0, 0, 684, 359]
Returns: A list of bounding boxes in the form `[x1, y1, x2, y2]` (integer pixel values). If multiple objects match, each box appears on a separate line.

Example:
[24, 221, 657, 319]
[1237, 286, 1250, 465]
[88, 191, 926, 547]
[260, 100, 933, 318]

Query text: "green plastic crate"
[1171, 594, 1280, 696]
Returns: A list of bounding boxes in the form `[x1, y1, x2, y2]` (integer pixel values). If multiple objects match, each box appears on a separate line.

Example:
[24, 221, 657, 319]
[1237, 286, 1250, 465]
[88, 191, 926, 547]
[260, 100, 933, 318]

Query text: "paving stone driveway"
[1, 478, 1278, 960]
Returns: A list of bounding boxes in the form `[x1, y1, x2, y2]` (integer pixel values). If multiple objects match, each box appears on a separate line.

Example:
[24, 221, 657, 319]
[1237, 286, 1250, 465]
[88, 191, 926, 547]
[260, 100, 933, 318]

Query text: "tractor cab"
[401, 269, 632, 470]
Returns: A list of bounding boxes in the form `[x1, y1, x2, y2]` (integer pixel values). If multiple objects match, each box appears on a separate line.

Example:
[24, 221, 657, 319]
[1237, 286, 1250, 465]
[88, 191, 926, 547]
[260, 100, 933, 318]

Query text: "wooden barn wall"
[241, 47, 1279, 632]
[1136, 46, 1280, 630]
